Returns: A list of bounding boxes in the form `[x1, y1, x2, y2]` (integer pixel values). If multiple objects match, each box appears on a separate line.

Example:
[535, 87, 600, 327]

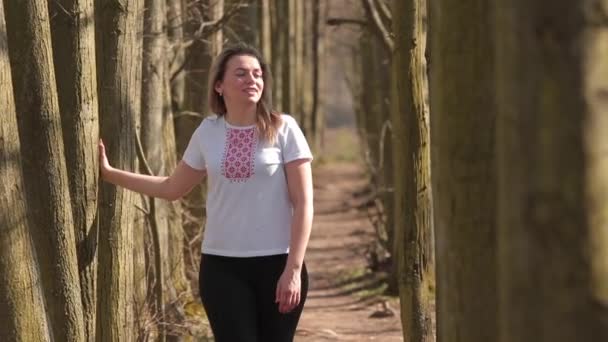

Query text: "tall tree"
[162, 63, 189, 311]
[357, 0, 395, 271]
[429, 1, 498, 341]
[495, 1, 608, 341]
[164, 1, 190, 301]
[167, 0, 186, 115]
[48, 1, 100, 340]
[292, 0, 304, 123]
[141, 0, 168, 338]
[4, 0, 86, 340]
[275, 0, 291, 113]
[354, 26, 394, 267]
[94, 0, 144, 339]
[0, 0, 50, 338]
[175, 0, 223, 268]
[258, 0, 272, 64]
[391, 0, 434, 340]
[309, 0, 322, 151]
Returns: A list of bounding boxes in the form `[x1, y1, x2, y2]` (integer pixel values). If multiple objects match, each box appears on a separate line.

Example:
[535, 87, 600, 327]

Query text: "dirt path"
[295, 161, 403, 341]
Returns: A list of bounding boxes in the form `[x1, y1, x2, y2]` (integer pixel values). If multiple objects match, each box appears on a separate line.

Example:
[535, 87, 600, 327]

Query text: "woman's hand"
[98, 139, 112, 179]
[275, 267, 301, 313]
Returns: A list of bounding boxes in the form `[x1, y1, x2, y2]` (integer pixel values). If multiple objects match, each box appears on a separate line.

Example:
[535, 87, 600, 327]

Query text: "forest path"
[295, 159, 403, 341]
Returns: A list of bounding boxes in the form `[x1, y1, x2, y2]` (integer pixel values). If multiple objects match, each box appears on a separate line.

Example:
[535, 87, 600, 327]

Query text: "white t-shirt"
[182, 114, 313, 257]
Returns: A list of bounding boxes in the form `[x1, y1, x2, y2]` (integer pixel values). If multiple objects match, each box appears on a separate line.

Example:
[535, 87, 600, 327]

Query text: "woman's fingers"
[278, 288, 300, 313]
[98, 140, 107, 161]
[276, 270, 302, 313]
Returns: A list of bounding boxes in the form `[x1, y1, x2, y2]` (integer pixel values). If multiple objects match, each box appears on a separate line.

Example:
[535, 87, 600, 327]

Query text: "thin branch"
[361, 0, 394, 50]
[374, 0, 392, 26]
[172, 111, 205, 120]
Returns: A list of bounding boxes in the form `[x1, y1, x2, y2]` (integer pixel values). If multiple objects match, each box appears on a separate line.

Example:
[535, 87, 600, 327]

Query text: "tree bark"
[391, 0, 435, 340]
[141, 0, 167, 338]
[429, 1, 498, 341]
[258, 0, 272, 64]
[293, 0, 304, 124]
[310, 0, 322, 151]
[4, 1, 86, 341]
[270, 0, 283, 109]
[167, 0, 185, 115]
[357, 29, 393, 262]
[48, 1, 100, 340]
[94, 0, 144, 340]
[163, 63, 189, 296]
[272, 0, 293, 113]
[0, 1, 51, 338]
[495, 1, 608, 341]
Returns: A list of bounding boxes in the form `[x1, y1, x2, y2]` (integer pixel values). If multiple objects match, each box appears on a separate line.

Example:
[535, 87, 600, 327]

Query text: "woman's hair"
[208, 43, 282, 143]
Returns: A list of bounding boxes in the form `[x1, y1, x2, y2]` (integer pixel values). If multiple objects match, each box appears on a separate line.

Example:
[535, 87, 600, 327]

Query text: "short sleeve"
[280, 115, 313, 164]
[182, 124, 206, 170]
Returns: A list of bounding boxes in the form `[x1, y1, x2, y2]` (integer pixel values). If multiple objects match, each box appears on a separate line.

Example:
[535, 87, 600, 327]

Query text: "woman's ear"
[214, 81, 222, 95]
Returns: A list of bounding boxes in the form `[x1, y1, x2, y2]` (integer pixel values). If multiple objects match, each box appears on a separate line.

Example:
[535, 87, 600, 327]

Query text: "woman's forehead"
[226, 54, 261, 70]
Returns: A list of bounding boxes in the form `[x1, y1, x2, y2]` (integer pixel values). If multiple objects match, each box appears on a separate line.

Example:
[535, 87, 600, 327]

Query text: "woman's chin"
[240, 96, 261, 105]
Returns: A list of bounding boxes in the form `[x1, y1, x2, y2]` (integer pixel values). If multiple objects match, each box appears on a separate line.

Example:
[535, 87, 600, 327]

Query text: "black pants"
[198, 253, 308, 342]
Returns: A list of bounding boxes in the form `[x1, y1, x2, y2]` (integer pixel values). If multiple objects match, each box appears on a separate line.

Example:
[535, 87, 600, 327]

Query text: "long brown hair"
[208, 43, 282, 143]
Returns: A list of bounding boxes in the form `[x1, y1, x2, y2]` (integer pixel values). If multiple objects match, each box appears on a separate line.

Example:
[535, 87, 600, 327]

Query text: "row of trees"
[0, 0, 325, 340]
[348, 0, 608, 341]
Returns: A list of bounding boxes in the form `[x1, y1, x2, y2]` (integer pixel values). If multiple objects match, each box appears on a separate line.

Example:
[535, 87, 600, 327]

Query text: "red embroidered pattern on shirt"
[221, 127, 257, 182]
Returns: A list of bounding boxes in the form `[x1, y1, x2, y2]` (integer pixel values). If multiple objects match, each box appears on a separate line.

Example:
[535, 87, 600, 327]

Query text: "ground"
[295, 131, 403, 341]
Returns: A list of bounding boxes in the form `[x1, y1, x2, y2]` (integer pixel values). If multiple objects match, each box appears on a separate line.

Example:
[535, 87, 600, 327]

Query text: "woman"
[99, 43, 313, 342]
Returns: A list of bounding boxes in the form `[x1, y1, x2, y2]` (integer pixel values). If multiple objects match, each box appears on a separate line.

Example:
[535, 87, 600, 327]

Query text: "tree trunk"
[391, 0, 434, 340]
[176, 0, 223, 273]
[286, 0, 295, 116]
[310, 0, 322, 152]
[4, 1, 85, 341]
[167, 0, 185, 115]
[163, 63, 189, 297]
[293, 0, 304, 124]
[495, 2, 608, 341]
[429, 1, 498, 341]
[163, 67, 191, 338]
[48, 1, 100, 340]
[94, 0, 144, 340]
[0, 1, 51, 338]
[357, 30, 394, 262]
[270, 0, 283, 109]
[141, 0, 167, 338]
[272, 0, 293, 113]
[258, 0, 272, 64]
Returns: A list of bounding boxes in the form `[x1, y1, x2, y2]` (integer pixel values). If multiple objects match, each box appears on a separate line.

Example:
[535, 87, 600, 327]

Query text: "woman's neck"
[224, 103, 257, 126]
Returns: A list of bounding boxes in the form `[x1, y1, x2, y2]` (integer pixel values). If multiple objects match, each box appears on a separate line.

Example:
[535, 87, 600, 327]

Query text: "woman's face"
[215, 54, 264, 106]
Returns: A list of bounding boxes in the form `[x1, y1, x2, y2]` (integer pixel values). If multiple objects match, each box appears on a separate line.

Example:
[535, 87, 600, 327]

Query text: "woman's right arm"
[99, 140, 206, 201]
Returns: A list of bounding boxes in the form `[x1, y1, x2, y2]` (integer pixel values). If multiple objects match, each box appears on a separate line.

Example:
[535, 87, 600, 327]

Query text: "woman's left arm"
[276, 158, 313, 313]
